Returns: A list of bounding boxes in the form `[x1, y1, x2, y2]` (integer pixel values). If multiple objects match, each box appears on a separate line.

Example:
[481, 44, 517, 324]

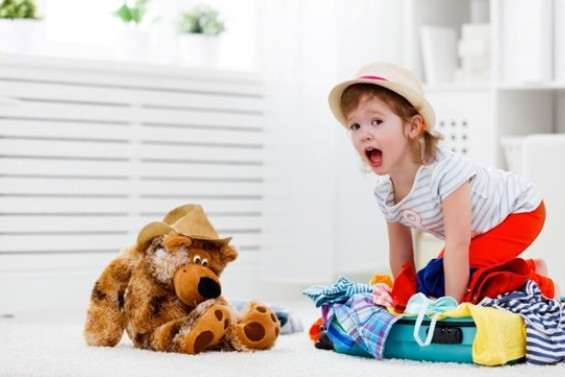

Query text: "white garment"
[374, 147, 542, 239]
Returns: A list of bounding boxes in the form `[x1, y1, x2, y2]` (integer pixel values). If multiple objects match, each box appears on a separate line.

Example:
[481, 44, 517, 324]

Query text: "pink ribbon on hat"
[358, 75, 388, 81]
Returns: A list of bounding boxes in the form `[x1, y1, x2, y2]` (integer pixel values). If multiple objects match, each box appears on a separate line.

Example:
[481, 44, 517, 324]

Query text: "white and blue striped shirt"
[374, 147, 542, 239]
[480, 280, 565, 365]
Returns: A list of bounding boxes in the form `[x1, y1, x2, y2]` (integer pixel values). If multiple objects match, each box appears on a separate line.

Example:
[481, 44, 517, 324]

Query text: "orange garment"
[438, 201, 554, 298]
[369, 274, 393, 287]
[308, 317, 324, 342]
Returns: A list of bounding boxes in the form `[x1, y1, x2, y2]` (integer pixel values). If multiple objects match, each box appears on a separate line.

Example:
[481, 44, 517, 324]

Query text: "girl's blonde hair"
[340, 84, 441, 164]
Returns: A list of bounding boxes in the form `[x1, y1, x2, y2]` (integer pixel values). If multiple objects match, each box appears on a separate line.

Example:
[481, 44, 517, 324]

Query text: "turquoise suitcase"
[382, 315, 526, 364]
[383, 316, 477, 363]
[326, 315, 523, 364]
[326, 315, 478, 363]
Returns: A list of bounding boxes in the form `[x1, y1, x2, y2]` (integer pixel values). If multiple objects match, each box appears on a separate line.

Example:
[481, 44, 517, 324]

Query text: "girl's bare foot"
[554, 284, 561, 301]
[534, 258, 548, 275]
[534, 258, 561, 300]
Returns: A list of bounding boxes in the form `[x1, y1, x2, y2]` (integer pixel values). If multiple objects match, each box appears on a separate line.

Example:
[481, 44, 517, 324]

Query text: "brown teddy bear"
[84, 204, 280, 354]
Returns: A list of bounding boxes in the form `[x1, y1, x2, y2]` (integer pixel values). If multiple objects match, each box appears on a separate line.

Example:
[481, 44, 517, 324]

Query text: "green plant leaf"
[114, 4, 133, 23]
[0, 0, 39, 20]
[113, 0, 151, 25]
[130, 8, 141, 23]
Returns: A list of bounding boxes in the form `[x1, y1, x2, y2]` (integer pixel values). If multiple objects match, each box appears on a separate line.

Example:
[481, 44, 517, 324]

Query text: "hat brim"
[137, 222, 175, 249]
[328, 78, 436, 131]
[189, 235, 232, 245]
[136, 221, 232, 249]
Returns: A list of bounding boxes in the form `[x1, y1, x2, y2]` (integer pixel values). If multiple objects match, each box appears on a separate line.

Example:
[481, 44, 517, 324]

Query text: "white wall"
[333, 0, 402, 277]
[258, 0, 402, 284]
[31, 0, 258, 71]
[522, 135, 565, 292]
[0, 1, 406, 318]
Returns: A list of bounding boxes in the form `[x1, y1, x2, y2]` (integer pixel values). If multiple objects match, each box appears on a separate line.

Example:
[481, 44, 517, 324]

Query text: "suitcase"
[326, 314, 524, 364]
[383, 316, 477, 363]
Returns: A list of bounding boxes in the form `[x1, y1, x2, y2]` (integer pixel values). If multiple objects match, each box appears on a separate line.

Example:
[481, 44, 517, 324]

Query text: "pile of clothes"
[303, 257, 565, 366]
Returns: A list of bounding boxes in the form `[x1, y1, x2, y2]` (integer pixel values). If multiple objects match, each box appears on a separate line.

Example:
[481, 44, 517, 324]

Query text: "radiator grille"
[0, 60, 266, 261]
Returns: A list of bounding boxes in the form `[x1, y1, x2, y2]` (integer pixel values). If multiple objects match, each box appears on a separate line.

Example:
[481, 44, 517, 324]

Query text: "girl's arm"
[387, 221, 415, 277]
[442, 180, 472, 302]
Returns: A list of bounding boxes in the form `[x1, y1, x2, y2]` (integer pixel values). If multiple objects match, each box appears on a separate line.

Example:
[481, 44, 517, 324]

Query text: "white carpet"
[2, 315, 565, 377]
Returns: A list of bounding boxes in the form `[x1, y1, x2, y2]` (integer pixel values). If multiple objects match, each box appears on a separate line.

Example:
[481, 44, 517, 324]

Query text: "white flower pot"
[115, 28, 150, 63]
[0, 19, 44, 54]
[178, 34, 220, 68]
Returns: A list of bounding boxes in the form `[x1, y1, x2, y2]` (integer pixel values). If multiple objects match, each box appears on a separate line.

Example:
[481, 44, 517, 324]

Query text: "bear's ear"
[163, 235, 192, 253]
[220, 245, 238, 264]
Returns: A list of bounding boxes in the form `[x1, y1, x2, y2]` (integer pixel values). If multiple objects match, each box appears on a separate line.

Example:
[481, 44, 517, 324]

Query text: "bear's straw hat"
[137, 204, 231, 248]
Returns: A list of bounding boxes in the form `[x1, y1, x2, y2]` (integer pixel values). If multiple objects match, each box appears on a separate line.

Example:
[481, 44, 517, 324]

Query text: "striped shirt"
[302, 275, 374, 308]
[480, 280, 565, 365]
[374, 146, 542, 239]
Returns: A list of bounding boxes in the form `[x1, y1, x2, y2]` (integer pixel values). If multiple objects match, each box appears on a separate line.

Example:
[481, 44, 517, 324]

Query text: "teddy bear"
[84, 204, 280, 354]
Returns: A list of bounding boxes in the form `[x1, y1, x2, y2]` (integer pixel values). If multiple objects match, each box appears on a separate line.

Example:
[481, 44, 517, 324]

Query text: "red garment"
[390, 263, 418, 311]
[464, 258, 531, 303]
[439, 201, 547, 267]
[525, 259, 555, 299]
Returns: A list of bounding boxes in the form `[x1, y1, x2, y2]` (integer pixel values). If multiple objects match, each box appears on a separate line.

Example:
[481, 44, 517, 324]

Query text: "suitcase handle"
[426, 325, 463, 344]
[406, 294, 459, 347]
[413, 308, 438, 347]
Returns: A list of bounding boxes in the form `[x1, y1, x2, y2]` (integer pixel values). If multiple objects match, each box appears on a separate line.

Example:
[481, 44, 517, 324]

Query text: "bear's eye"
[193, 255, 201, 264]
[201, 258, 208, 267]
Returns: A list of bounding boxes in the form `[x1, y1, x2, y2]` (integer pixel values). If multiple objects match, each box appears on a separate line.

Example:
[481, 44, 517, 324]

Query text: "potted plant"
[113, 0, 152, 62]
[113, 0, 149, 27]
[0, 0, 43, 54]
[176, 5, 225, 67]
[0, 0, 38, 19]
[177, 5, 225, 36]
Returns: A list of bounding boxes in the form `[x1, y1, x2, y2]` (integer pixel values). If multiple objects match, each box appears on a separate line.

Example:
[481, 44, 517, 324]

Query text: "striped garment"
[374, 146, 541, 239]
[372, 283, 393, 307]
[302, 275, 374, 307]
[326, 293, 400, 359]
[480, 280, 565, 365]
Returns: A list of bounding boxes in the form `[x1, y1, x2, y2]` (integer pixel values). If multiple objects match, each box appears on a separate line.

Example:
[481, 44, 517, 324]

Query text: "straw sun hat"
[137, 204, 231, 248]
[328, 62, 436, 131]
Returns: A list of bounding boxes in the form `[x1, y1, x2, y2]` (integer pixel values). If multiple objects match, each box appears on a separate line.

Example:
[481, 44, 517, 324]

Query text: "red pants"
[438, 201, 554, 298]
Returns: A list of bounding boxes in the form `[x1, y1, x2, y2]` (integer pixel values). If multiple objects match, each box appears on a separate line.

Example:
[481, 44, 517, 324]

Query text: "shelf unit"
[402, 0, 565, 169]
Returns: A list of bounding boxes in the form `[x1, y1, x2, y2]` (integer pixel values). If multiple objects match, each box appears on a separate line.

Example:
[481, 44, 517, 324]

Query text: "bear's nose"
[198, 277, 221, 299]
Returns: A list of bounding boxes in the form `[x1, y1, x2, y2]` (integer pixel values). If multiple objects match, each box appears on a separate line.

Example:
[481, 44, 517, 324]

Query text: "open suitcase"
[325, 314, 524, 365]
[383, 316, 478, 363]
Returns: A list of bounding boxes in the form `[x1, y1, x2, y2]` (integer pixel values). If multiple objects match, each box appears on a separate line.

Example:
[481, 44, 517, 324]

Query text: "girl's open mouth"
[365, 147, 383, 167]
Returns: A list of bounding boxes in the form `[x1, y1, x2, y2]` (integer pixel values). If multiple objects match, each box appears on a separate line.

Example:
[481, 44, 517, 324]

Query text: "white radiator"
[0, 55, 267, 316]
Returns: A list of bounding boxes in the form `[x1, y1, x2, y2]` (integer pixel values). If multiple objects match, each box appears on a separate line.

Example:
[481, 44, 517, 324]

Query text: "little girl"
[328, 62, 556, 302]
